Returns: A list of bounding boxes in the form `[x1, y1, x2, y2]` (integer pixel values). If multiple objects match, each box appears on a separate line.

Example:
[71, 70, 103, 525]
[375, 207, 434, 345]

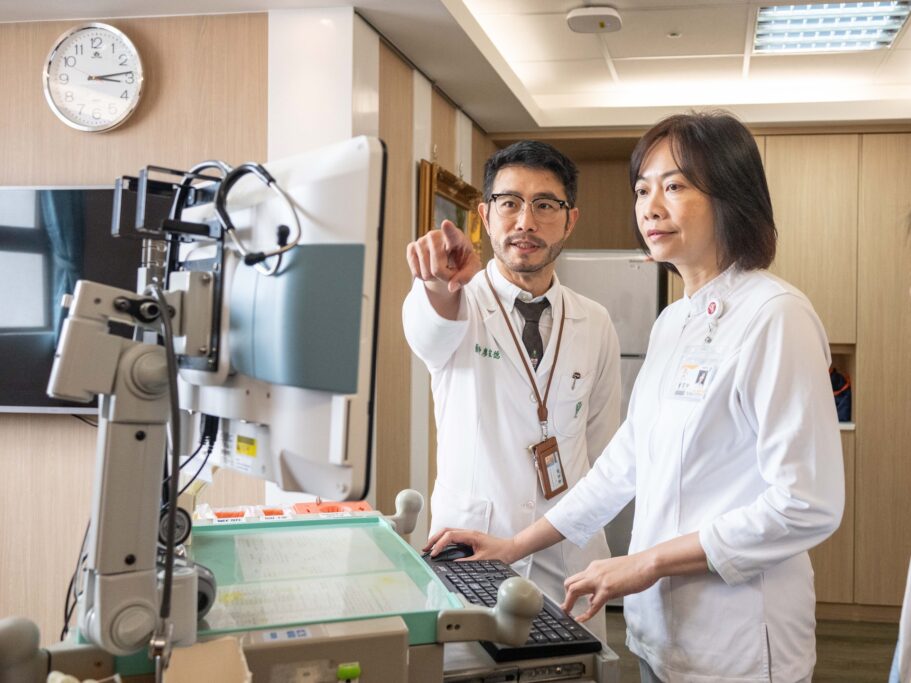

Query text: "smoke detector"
[566, 6, 622, 33]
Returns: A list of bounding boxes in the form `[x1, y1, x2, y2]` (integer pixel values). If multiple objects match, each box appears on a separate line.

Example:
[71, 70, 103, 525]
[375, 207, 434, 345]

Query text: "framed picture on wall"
[418, 159, 483, 256]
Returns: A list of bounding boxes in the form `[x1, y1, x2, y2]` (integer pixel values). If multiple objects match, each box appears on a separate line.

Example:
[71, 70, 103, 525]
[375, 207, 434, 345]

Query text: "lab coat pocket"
[668, 573, 766, 678]
[429, 479, 492, 534]
[552, 372, 590, 438]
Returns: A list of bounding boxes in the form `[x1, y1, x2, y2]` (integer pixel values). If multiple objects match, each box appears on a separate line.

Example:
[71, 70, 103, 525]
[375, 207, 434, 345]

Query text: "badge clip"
[704, 298, 724, 344]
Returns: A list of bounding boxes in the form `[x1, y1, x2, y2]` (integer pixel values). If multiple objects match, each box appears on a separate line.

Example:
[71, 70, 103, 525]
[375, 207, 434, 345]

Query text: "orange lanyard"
[485, 271, 566, 439]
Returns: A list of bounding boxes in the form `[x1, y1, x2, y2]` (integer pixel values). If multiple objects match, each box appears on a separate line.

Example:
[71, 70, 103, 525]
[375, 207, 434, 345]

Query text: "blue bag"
[829, 366, 851, 423]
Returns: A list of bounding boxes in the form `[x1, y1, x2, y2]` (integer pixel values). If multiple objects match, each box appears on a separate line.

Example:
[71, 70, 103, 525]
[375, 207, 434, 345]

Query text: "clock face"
[43, 23, 144, 133]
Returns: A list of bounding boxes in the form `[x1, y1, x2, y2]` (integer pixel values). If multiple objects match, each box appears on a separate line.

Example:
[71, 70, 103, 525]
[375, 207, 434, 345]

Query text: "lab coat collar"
[682, 265, 738, 318]
[483, 260, 584, 320]
[480, 260, 577, 379]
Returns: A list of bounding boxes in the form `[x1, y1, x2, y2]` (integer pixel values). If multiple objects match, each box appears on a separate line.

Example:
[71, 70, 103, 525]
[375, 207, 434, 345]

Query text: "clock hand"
[89, 70, 133, 81]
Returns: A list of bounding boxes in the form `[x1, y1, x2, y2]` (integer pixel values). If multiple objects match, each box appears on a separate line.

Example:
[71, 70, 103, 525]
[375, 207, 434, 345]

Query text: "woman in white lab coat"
[425, 111, 845, 683]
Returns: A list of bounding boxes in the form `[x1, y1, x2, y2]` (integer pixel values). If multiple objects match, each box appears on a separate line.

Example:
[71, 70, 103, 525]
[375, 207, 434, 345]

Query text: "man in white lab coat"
[402, 141, 621, 641]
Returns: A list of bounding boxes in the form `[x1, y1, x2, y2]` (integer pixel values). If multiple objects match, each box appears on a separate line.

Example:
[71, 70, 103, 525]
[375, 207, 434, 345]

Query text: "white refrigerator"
[555, 249, 666, 559]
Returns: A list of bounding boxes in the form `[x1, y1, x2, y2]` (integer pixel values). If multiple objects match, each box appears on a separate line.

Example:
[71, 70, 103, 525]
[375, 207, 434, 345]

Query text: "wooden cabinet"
[765, 135, 858, 344]
[571, 158, 638, 250]
[810, 431, 855, 603]
[855, 133, 911, 606]
[755, 135, 765, 165]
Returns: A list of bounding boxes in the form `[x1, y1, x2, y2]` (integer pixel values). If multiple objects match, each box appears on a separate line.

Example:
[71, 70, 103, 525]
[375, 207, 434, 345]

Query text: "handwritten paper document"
[205, 571, 428, 630]
[202, 525, 431, 631]
[234, 527, 395, 581]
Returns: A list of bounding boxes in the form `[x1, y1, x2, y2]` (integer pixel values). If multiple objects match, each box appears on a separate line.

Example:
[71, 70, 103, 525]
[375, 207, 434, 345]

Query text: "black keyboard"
[426, 557, 602, 662]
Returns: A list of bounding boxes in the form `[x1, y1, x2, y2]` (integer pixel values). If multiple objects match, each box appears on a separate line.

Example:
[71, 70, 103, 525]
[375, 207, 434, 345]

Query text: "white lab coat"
[547, 267, 844, 682]
[890, 559, 911, 682]
[403, 261, 622, 637]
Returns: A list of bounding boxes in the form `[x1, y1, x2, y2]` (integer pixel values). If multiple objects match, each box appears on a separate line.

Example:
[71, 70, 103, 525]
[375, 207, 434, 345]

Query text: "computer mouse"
[426, 542, 476, 562]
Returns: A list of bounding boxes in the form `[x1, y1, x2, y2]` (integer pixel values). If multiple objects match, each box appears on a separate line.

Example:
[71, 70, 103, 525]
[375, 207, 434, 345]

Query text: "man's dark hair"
[483, 141, 579, 206]
[629, 110, 777, 271]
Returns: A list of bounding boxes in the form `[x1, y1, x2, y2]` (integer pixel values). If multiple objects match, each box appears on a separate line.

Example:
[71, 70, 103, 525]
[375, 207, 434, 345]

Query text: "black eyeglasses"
[489, 193, 570, 224]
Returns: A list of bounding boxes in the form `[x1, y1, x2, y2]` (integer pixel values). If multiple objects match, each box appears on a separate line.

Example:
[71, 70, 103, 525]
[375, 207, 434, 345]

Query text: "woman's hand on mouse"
[424, 528, 520, 564]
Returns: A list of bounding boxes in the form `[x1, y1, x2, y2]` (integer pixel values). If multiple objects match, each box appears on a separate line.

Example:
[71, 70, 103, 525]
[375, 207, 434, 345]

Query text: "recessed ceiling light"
[754, 2, 911, 53]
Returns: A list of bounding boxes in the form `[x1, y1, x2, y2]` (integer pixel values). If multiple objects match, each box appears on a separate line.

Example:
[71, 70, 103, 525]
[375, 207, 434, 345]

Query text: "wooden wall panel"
[570, 159, 637, 250]
[855, 133, 911, 605]
[0, 415, 95, 645]
[375, 42, 414, 514]
[765, 135, 858, 344]
[810, 432, 855, 603]
[0, 15, 267, 184]
[0, 13, 267, 646]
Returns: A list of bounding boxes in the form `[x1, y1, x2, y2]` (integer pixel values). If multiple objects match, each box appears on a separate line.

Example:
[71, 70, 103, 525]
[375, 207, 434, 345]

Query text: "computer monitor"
[0, 186, 171, 413]
[176, 136, 385, 501]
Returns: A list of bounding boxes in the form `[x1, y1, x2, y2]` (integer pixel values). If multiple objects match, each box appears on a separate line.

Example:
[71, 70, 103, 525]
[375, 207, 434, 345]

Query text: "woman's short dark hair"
[483, 140, 579, 206]
[629, 111, 777, 271]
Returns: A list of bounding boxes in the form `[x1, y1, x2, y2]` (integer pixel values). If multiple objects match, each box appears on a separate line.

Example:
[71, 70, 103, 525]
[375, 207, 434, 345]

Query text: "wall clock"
[43, 23, 144, 133]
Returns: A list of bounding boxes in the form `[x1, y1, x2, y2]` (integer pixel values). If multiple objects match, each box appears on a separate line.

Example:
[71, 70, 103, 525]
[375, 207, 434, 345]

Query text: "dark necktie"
[514, 298, 550, 370]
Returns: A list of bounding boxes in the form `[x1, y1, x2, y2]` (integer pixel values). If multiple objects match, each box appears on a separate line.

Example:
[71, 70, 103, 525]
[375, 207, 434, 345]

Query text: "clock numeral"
[64, 91, 74, 102]
[120, 90, 129, 100]
[63, 55, 76, 68]
[125, 72, 135, 84]
[91, 37, 102, 49]
[92, 108, 102, 120]
[108, 103, 117, 114]
[58, 73, 69, 84]
[118, 54, 128, 67]
[73, 44, 83, 56]
[77, 104, 85, 115]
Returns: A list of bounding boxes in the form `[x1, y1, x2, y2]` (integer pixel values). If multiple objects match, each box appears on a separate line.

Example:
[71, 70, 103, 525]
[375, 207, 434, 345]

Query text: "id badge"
[672, 345, 721, 402]
[531, 436, 568, 500]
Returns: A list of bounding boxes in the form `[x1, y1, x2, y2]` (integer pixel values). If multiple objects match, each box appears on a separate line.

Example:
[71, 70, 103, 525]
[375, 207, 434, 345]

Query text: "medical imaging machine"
[0, 136, 617, 682]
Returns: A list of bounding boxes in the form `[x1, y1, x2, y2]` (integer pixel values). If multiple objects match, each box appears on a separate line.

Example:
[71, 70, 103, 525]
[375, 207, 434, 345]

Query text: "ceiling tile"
[613, 56, 744, 82]
[512, 59, 615, 95]
[892, 23, 911, 49]
[609, 0, 744, 7]
[463, 0, 742, 12]
[749, 51, 887, 83]
[604, 6, 751, 59]
[475, 12, 604, 61]
[462, 0, 581, 14]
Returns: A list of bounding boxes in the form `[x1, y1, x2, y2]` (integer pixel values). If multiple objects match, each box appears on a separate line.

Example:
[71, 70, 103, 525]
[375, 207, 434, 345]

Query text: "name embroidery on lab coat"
[474, 344, 501, 359]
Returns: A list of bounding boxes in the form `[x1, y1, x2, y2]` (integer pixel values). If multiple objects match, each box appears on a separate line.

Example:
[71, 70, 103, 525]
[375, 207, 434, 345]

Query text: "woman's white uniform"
[547, 267, 844, 682]
[403, 261, 621, 639]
